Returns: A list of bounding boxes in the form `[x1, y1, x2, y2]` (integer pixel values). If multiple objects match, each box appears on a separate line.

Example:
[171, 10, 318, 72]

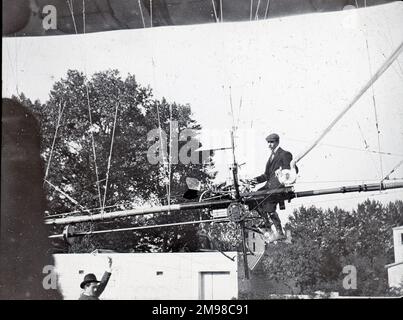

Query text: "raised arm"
[95, 257, 112, 298]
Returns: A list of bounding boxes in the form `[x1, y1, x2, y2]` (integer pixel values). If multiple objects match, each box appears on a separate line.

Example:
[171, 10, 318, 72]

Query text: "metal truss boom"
[45, 181, 403, 226]
[49, 217, 230, 239]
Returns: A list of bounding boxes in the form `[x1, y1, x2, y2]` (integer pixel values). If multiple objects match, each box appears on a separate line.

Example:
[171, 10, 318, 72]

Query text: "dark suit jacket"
[254, 147, 293, 190]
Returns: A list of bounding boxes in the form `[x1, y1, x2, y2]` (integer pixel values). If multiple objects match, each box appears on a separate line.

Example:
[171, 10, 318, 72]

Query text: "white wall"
[387, 263, 403, 288]
[393, 227, 403, 263]
[246, 230, 266, 256]
[53, 252, 238, 300]
[386, 227, 403, 289]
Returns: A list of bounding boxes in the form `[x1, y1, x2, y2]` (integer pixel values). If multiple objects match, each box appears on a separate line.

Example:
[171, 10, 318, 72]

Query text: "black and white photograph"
[2, 0, 403, 303]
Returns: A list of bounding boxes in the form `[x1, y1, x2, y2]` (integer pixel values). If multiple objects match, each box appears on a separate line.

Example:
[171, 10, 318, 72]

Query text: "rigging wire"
[85, 85, 103, 211]
[156, 102, 170, 201]
[355, 121, 369, 150]
[228, 86, 240, 184]
[145, 7, 171, 207]
[255, 0, 261, 20]
[287, 137, 403, 157]
[102, 96, 120, 211]
[44, 100, 66, 180]
[220, 0, 223, 22]
[352, 105, 379, 176]
[365, 38, 384, 180]
[168, 103, 173, 209]
[229, 86, 236, 130]
[150, 0, 153, 27]
[211, 0, 219, 23]
[381, 159, 403, 182]
[82, 0, 98, 229]
[44, 180, 92, 218]
[66, 0, 78, 34]
[138, 0, 146, 28]
[236, 96, 243, 129]
[264, 0, 271, 19]
[82, 0, 86, 33]
[362, 1, 386, 184]
[80, 0, 103, 212]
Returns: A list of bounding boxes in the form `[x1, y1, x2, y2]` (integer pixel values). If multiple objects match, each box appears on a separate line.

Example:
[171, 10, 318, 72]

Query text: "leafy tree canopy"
[261, 199, 403, 296]
[16, 69, 217, 253]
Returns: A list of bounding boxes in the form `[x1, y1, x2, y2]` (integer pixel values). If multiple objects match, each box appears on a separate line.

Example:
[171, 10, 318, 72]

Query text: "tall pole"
[240, 221, 250, 279]
[231, 131, 240, 199]
[231, 130, 250, 279]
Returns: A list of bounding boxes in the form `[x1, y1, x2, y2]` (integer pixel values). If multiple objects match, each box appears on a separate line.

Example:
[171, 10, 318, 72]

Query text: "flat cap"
[265, 133, 279, 142]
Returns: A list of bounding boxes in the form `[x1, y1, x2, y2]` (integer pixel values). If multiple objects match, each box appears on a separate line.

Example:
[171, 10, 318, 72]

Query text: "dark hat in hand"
[80, 273, 100, 289]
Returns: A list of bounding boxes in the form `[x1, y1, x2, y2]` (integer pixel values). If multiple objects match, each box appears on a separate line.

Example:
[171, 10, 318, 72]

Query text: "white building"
[385, 226, 403, 288]
[245, 228, 292, 271]
[245, 230, 266, 270]
[53, 252, 238, 300]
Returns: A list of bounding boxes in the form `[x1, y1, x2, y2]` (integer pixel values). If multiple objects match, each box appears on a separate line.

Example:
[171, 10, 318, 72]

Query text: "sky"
[3, 2, 403, 218]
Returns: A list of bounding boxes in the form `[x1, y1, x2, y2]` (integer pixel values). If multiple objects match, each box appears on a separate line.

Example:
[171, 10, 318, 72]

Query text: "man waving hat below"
[249, 133, 298, 242]
[79, 256, 112, 300]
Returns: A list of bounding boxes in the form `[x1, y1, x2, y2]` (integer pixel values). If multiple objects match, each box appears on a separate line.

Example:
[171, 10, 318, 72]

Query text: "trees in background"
[16, 69, 216, 253]
[262, 199, 403, 296]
